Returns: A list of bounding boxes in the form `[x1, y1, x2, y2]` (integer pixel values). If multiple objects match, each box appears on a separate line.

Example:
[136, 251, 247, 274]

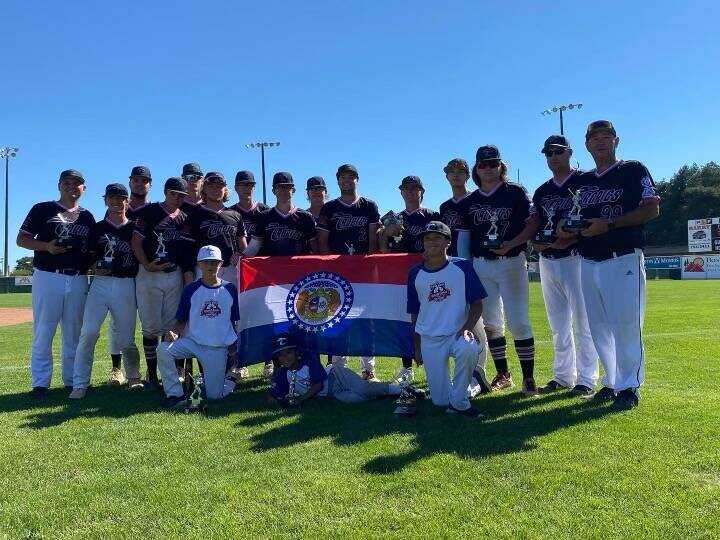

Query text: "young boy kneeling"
[158, 245, 240, 407]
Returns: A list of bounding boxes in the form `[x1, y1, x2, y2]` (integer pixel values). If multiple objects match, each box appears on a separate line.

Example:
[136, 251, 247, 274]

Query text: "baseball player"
[407, 221, 487, 418]
[131, 177, 194, 390]
[17, 169, 95, 396]
[457, 145, 540, 396]
[378, 175, 439, 382]
[69, 183, 141, 399]
[531, 136, 599, 397]
[267, 333, 420, 407]
[157, 245, 241, 407]
[181, 162, 204, 214]
[316, 163, 380, 380]
[306, 176, 327, 253]
[106, 164, 150, 389]
[439, 158, 492, 395]
[558, 120, 659, 409]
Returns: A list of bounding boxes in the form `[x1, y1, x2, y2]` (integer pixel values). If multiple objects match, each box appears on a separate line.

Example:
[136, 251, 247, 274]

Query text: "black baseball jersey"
[439, 194, 471, 256]
[133, 203, 193, 271]
[20, 201, 95, 273]
[230, 202, 269, 239]
[254, 207, 316, 256]
[458, 182, 531, 259]
[573, 160, 658, 260]
[90, 219, 139, 278]
[317, 197, 380, 254]
[531, 170, 584, 259]
[188, 206, 246, 266]
[127, 202, 149, 222]
[388, 208, 441, 253]
[182, 199, 203, 218]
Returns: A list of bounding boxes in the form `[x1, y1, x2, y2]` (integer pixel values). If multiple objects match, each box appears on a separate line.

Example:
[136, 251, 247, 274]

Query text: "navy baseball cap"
[336, 164, 358, 177]
[476, 145, 501, 162]
[272, 332, 297, 356]
[422, 221, 451, 240]
[130, 165, 152, 180]
[204, 171, 226, 184]
[542, 135, 571, 154]
[399, 175, 424, 190]
[586, 120, 616, 139]
[235, 170, 256, 184]
[104, 183, 129, 198]
[59, 169, 85, 184]
[306, 176, 326, 190]
[182, 162, 203, 177]
[443, 158, 470, 175]
[272, 171, 294, 186]
[164, 176, 188, 195]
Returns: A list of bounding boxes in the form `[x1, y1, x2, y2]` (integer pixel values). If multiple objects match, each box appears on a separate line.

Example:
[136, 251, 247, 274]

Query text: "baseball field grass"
[0, 281, 718, 539]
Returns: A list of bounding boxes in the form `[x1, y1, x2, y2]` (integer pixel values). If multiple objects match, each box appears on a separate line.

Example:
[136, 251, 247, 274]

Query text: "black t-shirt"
[439, 194, 471, 257]
[573, 160, 657, 260]
[458, 182, 531, 259]
[20, 201, 95, 273]
[317, 197, 380, 254]
[91, 219, 139, 278]
[133, 203, 193, 271]
[127, 202, 149, 222]
[531, 170, 584, 259]
[188, 206, 246, 266]
[181, 199, 203, 219]
[388, 208, 441, 254]
[230, 202, 269, 239]
[254, 207, 316, 256]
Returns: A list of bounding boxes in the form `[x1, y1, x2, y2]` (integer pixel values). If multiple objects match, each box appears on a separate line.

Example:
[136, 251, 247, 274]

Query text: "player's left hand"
[164, 330, 178, 343]
[490, 241, 513, 256]
[456, 328, 476, 341]
[581, 218, 610, 237]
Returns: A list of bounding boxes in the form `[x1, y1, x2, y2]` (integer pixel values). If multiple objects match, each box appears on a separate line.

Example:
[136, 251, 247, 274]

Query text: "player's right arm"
[407, 266, 422, 363]
[16, 204, 67, 254]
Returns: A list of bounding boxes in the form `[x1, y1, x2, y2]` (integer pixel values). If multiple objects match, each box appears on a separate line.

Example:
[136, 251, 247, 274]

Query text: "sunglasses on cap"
[477, 160, 501, 170]
[543, 148, 567, 157]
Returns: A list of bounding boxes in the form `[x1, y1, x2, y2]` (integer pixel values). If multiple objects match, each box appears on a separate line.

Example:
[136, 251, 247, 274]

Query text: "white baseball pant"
[135, 266, 183, 337]
[29, 269, 88, 388]
[472, 254, 532, 340]
[330, 356, 375, 372]
[539, 255, 599, 388]
[421, 333, 482, 410]
[157, 338, 236, 399]
[72, 276, 141, 389]
[108, 311, 140, 376]
[581, 250, 646, 393]
[328, 366, 397, 403]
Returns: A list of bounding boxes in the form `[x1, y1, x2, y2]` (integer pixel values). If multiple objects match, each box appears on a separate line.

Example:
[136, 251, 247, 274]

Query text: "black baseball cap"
[422, 221, 451, 240]
[272, 171, 294, 186]
[272, 332, 297, 356]
[130, 165, 152, 180]
[182, 162, 203, 177]
[59, 169, 85, 184]
[104, 183, 129, 198]
[542, 135, 571, 154]
[586, 120, 617, 139]
[443, 158, 470, 175]
[476, 145, 501, 162]
[306, 176, 326, 190]
[204, 171, 226, 184]
[399, 175, 424, 190]
[164, 176, 188, 195]
[235, 170, 256, 184]
[336, 164, 358, 178]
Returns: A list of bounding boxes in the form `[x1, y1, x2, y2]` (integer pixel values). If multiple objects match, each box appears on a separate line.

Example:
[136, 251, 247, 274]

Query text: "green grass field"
[0, 281, 718, 539]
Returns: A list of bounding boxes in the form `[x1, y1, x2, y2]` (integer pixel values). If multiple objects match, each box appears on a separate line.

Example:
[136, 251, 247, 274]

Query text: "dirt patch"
[0, 307, 33, 327]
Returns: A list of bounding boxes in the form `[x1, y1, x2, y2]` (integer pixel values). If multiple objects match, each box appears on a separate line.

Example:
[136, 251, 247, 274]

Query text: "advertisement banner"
[713, 220, 720, 252]
[681, 255, 720, 279]
[688, 219, 712, 252]
[14, 276, 32, 286]
[645, 256, 681, 269]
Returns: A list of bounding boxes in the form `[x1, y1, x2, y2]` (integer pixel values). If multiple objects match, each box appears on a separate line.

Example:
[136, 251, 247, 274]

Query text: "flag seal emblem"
[286, 271, 354, 333]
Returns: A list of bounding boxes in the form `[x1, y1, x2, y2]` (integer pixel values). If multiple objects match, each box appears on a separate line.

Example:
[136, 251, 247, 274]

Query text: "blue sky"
[2, 0, 718, 267]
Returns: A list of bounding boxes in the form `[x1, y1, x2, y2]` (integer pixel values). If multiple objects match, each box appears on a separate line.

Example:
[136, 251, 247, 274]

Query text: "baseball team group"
[16, 118, 660, 417]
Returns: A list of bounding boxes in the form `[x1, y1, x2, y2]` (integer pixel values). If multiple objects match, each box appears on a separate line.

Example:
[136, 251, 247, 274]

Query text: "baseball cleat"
[404, 385, 427, 400]
[521, 377, 539, 396]
[590, 386, 616, 402]
[539, 379, 565, 394]
[361, 370, 380, 382]
[127, 378, 144, 391]
[446, 404, 486, 419]
[262, 363, 274, 379]
[472, 369, 492, 394]
[68, 388, 86, 400]
[162, 395, 187, 409]
[233, 366, 250, 380]
[612, 389, 639, 410]
[107, 368, 126, 386]
[570, 384, 595, 398]
[30, 386, 48, 397]
[393, 367, 414, 384]
[143, 378, 161, 392]
[490, 372, 513, 391]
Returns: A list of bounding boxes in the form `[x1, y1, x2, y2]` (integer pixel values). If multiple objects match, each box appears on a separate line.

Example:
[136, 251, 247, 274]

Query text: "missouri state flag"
[237, 254, 422, 365]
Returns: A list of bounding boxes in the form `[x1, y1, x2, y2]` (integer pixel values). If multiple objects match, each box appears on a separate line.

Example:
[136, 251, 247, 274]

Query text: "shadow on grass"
[242, 391, 618, 474]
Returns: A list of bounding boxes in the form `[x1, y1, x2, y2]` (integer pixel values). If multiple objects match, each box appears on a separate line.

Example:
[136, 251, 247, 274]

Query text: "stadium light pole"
[0, 147, 19, 277]
[541, 103, 583, 135]
[245, 141, 280, 205]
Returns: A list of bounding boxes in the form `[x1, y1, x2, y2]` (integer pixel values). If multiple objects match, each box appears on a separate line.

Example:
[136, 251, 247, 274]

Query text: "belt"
[541, 250, 577, 261]
[37, 267, 82, 276]
[474, 253, 520, 261]
[583, 247, 636, 262]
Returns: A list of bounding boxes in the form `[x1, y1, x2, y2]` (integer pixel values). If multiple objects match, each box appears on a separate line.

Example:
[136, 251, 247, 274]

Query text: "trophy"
[393, 370, 418, 417]
[381, 210, 404, 244]
[184, 373, 208, 415]
[286, 369, 299, 407]
[563, 188, 588, 232]
[96, 235, 115, 271]
[534, 206, 557, 245]
[154, 232, 177, 272]
[482, 210, 503, 249]
[56, 212, 82, 251]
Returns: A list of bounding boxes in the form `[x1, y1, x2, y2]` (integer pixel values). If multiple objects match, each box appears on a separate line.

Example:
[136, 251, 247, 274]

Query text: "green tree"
[10, 256, 34, 276]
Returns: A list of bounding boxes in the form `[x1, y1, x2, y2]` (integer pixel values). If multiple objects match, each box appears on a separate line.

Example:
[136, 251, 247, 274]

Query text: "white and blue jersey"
[175, 280, 240, 347]
[270, 350, 329, 399]
[407, 257, 487, 337]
